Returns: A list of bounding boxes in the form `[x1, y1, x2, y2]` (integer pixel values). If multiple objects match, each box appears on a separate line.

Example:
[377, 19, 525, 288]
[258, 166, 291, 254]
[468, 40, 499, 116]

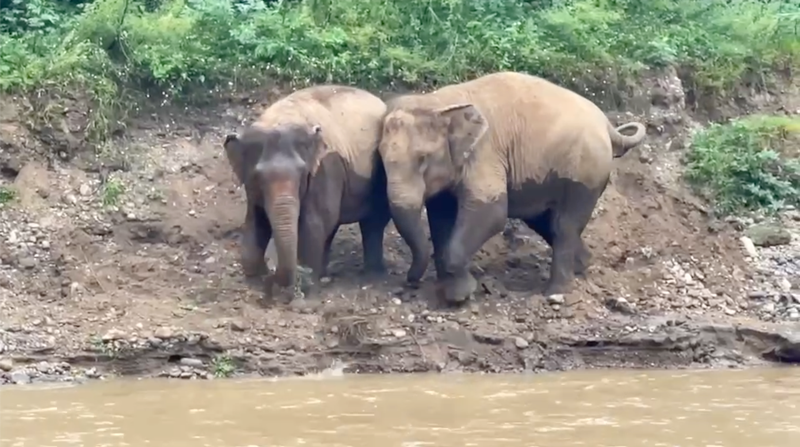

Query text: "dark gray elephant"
[223, 85, 391, 294]
[378, 71, 647, 303]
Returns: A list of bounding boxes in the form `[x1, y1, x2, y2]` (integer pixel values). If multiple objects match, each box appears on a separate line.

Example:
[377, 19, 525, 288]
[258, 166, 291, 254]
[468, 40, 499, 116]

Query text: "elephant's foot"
[435, 272, 478, 305]
[543, 278, 573, 297]
[241, 255, 268, 278]
[359, 263, 387, 281]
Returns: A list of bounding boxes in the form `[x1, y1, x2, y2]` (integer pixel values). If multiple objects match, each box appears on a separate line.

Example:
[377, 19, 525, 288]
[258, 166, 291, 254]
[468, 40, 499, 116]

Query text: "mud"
[1, 69, 800, 385]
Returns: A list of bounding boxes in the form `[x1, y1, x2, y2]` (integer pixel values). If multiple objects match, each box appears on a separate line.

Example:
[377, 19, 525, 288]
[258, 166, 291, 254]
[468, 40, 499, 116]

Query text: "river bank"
[2, 68, 800, 386]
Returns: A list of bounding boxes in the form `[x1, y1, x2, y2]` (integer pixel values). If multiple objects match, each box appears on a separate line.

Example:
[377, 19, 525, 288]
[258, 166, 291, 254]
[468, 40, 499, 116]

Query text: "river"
[1, 367, 799, 446]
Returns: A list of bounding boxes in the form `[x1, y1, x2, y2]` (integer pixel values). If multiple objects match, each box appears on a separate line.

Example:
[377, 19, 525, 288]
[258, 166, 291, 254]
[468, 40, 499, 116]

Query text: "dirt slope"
[1, 70, 799, 385]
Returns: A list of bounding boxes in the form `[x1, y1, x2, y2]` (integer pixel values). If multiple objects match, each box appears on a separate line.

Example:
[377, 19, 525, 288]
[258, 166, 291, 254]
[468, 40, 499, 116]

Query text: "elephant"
[223, 85, 391, 294]
[378, 71, 647, 303]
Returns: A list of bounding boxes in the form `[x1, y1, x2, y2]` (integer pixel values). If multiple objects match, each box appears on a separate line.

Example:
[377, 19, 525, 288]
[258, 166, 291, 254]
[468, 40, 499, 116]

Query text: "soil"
[1, 69, 800, 386]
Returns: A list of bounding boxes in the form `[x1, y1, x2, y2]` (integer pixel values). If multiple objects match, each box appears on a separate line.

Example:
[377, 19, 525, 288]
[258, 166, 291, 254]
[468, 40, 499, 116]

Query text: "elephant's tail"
[608, 121, 647, 158]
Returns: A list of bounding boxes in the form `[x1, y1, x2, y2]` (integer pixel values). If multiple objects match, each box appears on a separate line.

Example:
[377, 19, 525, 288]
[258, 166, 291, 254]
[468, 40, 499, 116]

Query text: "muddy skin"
[240, 205, 272, 278]
[441, 173, 610, 303]
[426, 191, 459, 280]
[298, 149, 392, 287]
[390, 203, 431, 285]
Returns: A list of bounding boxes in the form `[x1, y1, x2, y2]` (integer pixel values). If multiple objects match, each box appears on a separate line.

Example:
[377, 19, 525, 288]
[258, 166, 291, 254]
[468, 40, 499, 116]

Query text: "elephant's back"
[456, 72, 614, 190]
[256, 85, 387, 179]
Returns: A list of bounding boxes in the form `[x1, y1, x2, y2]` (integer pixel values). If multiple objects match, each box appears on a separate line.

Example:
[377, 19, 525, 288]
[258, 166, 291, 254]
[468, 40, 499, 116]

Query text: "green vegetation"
[0, 186, 16, 205]
[211, 354, 235, 378]
[685, 115, 800, 215]
[1, 0, 798, 141]
[101, 177, 125, 207]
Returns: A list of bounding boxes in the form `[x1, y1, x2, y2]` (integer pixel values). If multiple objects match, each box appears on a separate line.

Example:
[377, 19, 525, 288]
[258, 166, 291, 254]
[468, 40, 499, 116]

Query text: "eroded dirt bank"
[2, 71, 800, 385]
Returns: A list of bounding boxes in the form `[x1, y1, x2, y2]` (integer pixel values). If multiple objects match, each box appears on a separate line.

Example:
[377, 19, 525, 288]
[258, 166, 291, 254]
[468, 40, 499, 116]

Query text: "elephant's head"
[378, 102, 488, 283]
[223, 123, 331, 288]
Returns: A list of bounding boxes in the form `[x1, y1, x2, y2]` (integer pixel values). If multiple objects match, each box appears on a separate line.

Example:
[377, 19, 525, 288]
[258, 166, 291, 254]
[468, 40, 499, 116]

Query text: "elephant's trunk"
[265, 192, 300, 289]
[387, 174, 430, 284]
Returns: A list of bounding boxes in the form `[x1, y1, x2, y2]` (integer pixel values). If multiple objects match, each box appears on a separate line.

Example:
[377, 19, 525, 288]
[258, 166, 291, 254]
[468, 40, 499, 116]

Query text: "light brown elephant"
[378, 71, 647, 303]
[223, 85, 391, 293]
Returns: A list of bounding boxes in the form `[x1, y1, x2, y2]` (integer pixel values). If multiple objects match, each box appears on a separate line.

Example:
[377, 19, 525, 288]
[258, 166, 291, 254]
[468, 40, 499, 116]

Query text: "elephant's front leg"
[241, 206, 271, 278]
[426, 192, 458, 280]
[440, 197, 508, 304]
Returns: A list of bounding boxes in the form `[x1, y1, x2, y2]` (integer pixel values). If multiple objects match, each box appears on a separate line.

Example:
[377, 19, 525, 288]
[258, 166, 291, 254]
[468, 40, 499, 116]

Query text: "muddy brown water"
[1, 368, 799, 447]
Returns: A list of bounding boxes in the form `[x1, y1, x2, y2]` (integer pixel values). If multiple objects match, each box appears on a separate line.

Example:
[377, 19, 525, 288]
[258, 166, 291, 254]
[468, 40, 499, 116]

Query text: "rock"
[154, 327, 173, 339]
[547, 294, 565, 305]
[762, 302, 776, 314]
[0, 359, 12, 371]
[102, 328, 126, 341]
[391, 328, 407, 338]
[745, 224, 792, 247]
[739, 236, 758, 257]
[605, 297, 636, 315]
[778, 278, 793, 293]
[35, 361, 51, 373]
[79, 184, 91, 196]
[514, 337, 529, 349]
[10, 370, 30, 384]
[84, 367, 100, 379]
[18, 257, 36, 269]
[228, 320, 249, 332]
[179, 358, 204, 368]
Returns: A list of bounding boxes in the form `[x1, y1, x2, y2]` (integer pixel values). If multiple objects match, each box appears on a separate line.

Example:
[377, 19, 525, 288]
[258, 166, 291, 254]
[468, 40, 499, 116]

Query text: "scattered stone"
[514, 337, 529, 349]
[0, 359, 12, 372]
[154, 327, 174, 339]
[740, 236, 758, 257]
[745, 223, 792, 247]
[547, 294, 565, 305]
[10, 370, 30, 385]
[179, 358, 204, 368]
[390, 328, 407, 338]
[228, 320, 249, 332]
[102, 328, 126, 341]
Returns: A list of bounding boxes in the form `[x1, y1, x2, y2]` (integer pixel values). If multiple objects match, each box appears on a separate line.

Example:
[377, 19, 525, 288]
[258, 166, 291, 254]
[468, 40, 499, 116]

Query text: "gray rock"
[180, 358, 204, 368]
[10, 370, 30, 384]
[546, 294, 565, 305]
[154, 327, 173, 339]
[0, 359, 12, 372]
[745, 223, 792, 247]
[514, 337, 529, 349]
[102, 328, 126, 341]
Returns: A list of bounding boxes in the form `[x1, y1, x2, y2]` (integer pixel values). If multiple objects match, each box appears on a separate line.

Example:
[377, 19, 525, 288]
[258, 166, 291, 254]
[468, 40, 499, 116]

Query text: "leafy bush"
[685, 115, 800, 215]
[0, 0, 799, 141]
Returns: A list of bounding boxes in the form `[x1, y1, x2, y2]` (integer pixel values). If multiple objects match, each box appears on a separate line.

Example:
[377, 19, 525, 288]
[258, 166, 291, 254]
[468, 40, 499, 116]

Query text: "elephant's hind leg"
[523, 211, 590, 276]
[542, 184, 600, 296]
[358, 212, 390, 276]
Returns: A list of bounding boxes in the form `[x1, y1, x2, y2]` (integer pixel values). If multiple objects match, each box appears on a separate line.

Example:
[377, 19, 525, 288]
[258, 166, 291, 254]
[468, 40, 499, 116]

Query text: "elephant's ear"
[435, 103, 488, 168]
[308, 124, 334, 176]
[223, 134, 248, 185]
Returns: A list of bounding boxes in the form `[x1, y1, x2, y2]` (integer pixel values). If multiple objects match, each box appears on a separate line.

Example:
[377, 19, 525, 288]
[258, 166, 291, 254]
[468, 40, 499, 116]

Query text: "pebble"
[10, 371, 30, 384]
[0, 359, 13, 371]
[547, 294, 565, 305]
[740, 236, 758, 257]
[391, 329, 407, 338]
[154, 327, 174, 339]
[102, 328, 126, 341]
[179, 358, 204, 368]
[514, 337, 529, 349]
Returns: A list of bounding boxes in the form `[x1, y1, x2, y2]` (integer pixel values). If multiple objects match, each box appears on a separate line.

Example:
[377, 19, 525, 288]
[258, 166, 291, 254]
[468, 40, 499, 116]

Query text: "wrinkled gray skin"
[223, 123, 391, 295]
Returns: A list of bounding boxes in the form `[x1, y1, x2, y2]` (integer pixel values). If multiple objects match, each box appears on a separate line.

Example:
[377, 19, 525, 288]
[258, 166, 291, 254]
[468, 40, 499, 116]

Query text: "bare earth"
[1, 70, 800, 385]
